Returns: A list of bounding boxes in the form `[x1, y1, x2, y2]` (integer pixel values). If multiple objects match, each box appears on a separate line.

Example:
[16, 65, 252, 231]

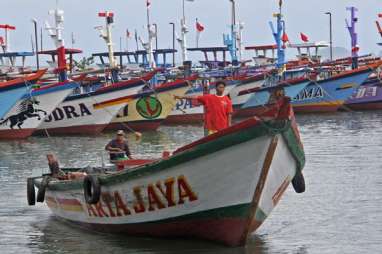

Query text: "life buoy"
[27, 178, 36, 206]
[83, 175, 101, 204]
[37, 176, 50, 203]
[292, 171, 306, 193]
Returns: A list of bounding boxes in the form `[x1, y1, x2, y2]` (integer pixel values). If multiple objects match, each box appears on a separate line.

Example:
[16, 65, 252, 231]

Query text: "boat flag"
[196, 20, 205, 32]
[352, 45, 360, 53]
[195, 18, 204, 48]
[0, 24, 16, 30]
[300, 32, 309, 42]
[126, 29, 132, 38]
[281, 32, 289, 43]
[146, 0, 151, 8]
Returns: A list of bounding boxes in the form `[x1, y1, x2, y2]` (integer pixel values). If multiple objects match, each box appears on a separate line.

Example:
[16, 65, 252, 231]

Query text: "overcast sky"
[1, 0, 381, 64]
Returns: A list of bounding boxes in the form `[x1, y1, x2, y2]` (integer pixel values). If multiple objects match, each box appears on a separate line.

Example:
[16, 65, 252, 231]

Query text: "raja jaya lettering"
[44, 103, 92, 122]
[86, 175, 198, 218]
[293, 86, 324, 101]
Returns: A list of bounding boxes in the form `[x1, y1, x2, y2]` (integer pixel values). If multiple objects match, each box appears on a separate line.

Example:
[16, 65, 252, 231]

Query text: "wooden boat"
[344, 75, 382, 110]
[104, 77, 195, 132]
[28, 97, 306, 246]
[164, 80, 239, 124]
[291, 63, 380, 112]
[236, 77, 309, 117]
[0, 80, 78, 139]
[36, 72, 155, 136]
[0, 69, 46, 119]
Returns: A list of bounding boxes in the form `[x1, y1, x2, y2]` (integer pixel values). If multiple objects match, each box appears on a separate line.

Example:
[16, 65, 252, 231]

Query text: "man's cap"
[117, 130, 125, 136]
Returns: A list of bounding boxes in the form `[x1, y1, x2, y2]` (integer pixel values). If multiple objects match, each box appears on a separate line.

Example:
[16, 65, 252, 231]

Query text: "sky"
[1, 0, 381, 65]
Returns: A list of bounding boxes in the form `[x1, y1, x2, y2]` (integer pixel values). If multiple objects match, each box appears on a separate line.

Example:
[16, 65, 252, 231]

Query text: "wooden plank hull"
[37, 80, 145, 135]
[0, 81, 77, 139]
[36, 106, 305, 246]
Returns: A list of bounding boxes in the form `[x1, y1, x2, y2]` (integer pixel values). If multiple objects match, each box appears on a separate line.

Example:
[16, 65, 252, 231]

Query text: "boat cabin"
[187, 47, 230, 69]
[38, 48, 83, 73]
[245, 44, 277, 66]
[0, 51, 34, 74]
[288, 41, 329, 64]
[92, 49, 177, 69]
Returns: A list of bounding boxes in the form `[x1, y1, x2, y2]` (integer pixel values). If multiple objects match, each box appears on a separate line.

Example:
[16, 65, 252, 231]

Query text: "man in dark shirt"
[105, 130, 133, 161]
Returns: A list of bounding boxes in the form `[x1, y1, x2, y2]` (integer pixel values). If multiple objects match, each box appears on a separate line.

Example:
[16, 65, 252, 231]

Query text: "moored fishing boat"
[104, 77, 194, 132]
[0, 69, 46, 119]
[291, 63, 380, 112]
[236, 76, 309, 117]
[0, 80, 78, 139]
[344, 75, 382, 110]
[28, 97, 306, 246]
[36, 72, 155, 136]
[164, 79, 239, 124]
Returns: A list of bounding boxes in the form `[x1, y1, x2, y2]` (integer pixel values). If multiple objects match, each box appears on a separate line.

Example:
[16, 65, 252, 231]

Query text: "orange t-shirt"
[197, 94, 233, 131]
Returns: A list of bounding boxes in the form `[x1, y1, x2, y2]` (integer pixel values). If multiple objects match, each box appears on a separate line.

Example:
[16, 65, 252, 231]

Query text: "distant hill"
[318, 47, 350, 60]
[319, 47, 350, 60]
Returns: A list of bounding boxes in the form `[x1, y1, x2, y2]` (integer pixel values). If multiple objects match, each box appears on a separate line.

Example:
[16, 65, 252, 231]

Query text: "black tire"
[27, 178, 36, 206]
[292, 171, 306, 193]
[84, 175, 101, 204]
[37, 176, 50, 203]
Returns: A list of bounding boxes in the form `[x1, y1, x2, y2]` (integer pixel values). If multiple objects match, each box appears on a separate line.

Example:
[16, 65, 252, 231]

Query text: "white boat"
[28, 97, 306, 246]
[36, 72, 155, 135]
[0, 80, 78, 139]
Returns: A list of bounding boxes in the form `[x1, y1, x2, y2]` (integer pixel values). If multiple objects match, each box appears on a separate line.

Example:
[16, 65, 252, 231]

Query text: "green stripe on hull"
[46, 119, 305, 192]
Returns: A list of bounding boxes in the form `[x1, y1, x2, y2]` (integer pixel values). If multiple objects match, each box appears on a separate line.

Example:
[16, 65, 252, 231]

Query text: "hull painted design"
[0, 81, 78, 139]
[37, 79, 148, 135]
[230, 76, 265, 108]
[0, 70, 46, 118]
[35, 101, 305, 246]
[105, 80, 191, 132]
[292, 69, 373, 112]
[165, 81, 238, 124]
[344, 79, 382, 110]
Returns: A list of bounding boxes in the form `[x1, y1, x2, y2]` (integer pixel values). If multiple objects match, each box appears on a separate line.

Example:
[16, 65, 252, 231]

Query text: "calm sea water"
[0, 111, 382, 254]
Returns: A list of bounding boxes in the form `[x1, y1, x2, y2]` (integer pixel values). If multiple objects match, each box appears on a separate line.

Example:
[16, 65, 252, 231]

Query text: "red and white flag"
[196, 20, 205, 32]
[126, 29, 132, 38]
[300, 32, 309, 42]
[195, 19, 204, 47]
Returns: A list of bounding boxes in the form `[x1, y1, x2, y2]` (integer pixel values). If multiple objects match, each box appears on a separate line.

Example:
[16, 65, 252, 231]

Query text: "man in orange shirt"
[175, 81, 233, 135]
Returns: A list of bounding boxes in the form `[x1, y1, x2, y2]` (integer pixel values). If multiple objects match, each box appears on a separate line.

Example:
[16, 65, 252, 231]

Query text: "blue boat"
[291, 65, 377, 112]
[238, 78, 309, 115]
[0, 69, 46, 118]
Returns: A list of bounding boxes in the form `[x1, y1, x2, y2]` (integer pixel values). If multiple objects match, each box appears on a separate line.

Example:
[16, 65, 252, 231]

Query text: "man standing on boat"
[105, 130, 133, 161]
[175, 81, 233, 135]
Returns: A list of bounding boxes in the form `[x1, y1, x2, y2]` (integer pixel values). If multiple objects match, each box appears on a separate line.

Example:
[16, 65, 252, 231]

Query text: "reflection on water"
[1, 111, 382, 254]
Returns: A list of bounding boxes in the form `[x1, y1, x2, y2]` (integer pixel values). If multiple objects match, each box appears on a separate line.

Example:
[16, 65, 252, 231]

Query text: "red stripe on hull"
[345, 102, 382, 110]
[105, 120, 163, 132]
[163, 114, 204, 125]
[34, 124, 108, 136]
[292, 104, 340, 113]
[60, 217, 250, 247]
[0, 128, 35, 139]
[233, 107, 270, 118]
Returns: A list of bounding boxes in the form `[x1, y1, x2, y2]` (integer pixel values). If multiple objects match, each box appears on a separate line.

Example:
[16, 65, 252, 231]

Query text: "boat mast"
[376, 14, 382, 46]
[46, 2, 67, 81]
[223, 0, 238, 65]
[179, 0, 189, 63]
[269, 0, 286, 74]
[346, 6, 359, 69]
[144, 0, 155, 68]
[96, 11, 119, 81]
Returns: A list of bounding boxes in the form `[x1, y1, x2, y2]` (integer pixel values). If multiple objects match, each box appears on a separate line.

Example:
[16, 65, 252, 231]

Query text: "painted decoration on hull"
[0, 98, 47, 129]
[136, 96, 162, 119]
[44, 103, 92, 123]
[293, 86, 324, 101]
